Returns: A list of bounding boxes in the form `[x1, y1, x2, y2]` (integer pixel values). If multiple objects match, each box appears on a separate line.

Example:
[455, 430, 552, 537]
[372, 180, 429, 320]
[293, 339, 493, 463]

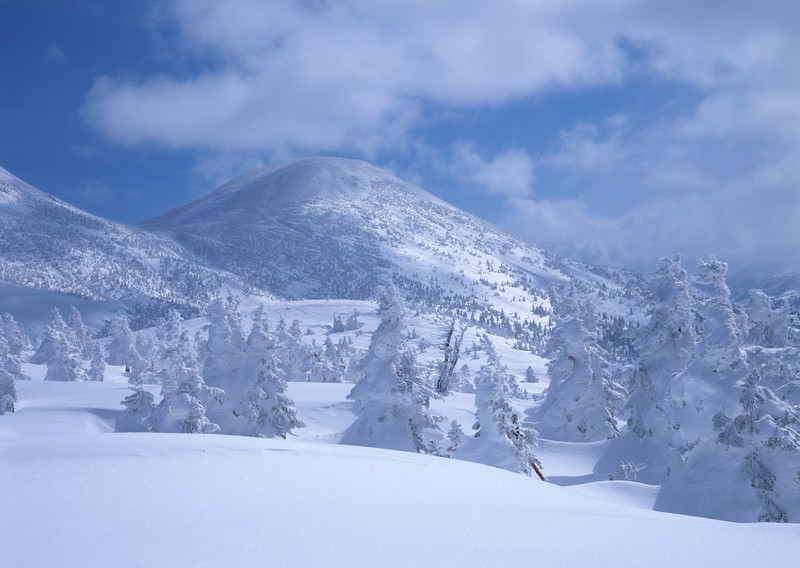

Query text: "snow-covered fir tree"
[86, 339, 106, 381]
[106, 315, 135, 366]
[30, 307, 70, 365]
[0, 336, 21, 414]
[537, 316, 626, 441]
[202, 296, 249, 432]
[656, 256, 800, 521]
[459, 334, 540, 475]
[38, 308, 87, 382]
[272, 316, 316, 382]
[67, 306, 91, 358]
[745, 289, 790, 348]
[341, 286, 440, 453]
[242, 318, 304, 438]
[1, 312, 31, 356]
[118, 331, 159, 430]
[624, 255, 698, 481]
[118, 385, 157, 432]
[128, 335, 160, 386]
[154, 328, 221, 434]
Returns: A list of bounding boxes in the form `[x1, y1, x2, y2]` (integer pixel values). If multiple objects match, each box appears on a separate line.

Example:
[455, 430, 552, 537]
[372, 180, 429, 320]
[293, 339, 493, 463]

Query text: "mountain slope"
[0, 166, 248, 316]
[142, 157, 643, 336]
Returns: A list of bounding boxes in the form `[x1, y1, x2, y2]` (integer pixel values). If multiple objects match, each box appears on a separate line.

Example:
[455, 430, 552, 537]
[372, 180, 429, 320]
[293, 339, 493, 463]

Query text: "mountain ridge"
[2, 157, 644, 338]
[0, 165, 252, 319]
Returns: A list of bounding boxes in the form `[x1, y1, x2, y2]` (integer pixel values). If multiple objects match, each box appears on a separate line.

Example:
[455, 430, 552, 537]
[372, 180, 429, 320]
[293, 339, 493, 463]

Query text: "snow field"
[2, 379, 800, 567]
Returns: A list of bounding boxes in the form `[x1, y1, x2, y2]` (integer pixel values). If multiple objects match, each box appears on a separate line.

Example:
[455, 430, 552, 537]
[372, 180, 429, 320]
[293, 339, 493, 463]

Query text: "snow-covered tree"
[118, 385, 157, 432]
[242, 318, 304, 438]
[154, 310, 184, 393]
[463, 335, 540, 475]
[154, 329, 221, 434]
[67, 306, 91, 358]
[661, 363, 800, 522]
[537, 316, 626, 441]
[30, 307, 70, 364]
[202, 296, 248, 431]
[272, 316, 316, 382]
[525, 366, 538, 383]
[86, 339, 106, 381]
[745, 289, 789, 349]
[0, 336, 21, 414]
[624, 256, 697, 481]
[44, 335, 88, 382]
[1, 312, 31, 356]
[36, 308, 87, 382]
[128, 335, 160, 386]
[106, 315, 135, 366]
[654, 257, 800, 521]
[341, 286, 440, 453]
[118, 338, 158, 431]
[345, 310, 362, 331]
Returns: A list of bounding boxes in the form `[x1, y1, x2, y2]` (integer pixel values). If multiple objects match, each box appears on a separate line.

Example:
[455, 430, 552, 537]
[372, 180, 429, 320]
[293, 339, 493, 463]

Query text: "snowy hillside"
[0, 166, 249, 318]
[3, 365, 800, 567]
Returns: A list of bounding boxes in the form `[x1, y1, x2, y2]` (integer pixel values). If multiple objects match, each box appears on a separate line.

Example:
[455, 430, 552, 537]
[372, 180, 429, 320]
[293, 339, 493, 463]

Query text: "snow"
[2, 378, 799, 567]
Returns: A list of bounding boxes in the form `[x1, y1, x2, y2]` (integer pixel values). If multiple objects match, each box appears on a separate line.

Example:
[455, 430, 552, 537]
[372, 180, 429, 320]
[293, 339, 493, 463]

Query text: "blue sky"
[2, 1, 799, 274]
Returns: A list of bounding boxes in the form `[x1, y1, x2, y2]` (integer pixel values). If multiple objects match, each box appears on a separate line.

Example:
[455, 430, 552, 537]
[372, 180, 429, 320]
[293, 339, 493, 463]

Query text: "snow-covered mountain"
[0, 166, 248, 320]
[2, 158, 642, 335]
[142, 157, 644, 338]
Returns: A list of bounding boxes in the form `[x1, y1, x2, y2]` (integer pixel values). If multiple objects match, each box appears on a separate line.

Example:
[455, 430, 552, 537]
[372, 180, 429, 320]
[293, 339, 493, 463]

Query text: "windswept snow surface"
[2, 377, 799, 567]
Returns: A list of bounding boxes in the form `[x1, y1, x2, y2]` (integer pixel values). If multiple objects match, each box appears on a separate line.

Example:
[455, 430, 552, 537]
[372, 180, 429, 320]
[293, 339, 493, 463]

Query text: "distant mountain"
[0, 166, 248, 319]
[0, 158, 645, 338]
[142, 157, 645, 339]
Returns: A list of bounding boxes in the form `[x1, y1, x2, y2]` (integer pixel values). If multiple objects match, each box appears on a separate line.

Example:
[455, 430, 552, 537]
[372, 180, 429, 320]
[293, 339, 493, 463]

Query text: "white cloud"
[502, 154, 800, 273]
[448, 144, 536, 197]
[83, 0, 631, 155]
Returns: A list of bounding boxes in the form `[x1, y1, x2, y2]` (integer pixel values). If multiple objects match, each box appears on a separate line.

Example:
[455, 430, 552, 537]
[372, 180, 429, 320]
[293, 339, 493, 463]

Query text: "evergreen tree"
[237, 317, 304, 437]
[466, 334, 540, 475]
[745, 289, 789, 349]
[1, 312, 31, 356]
[0, 336, 20, 414]
[273, 316, 315, 382]
[40, 309, 87, 382]
[624, 256, 697, 481]
[30, 307, 69, 364]
[118, 385, 157, 432]
[106, 315, 135, 366]
[67, 306, 91, 358]
[86, 339, 106, 381]
[538, 316, 626, 441]
[128, 335, 160, 385]
[656, 256, 800, 521]
[154, 330, 221, 434]
[202, 296, 248, 432]
[341, 286, 440, 452]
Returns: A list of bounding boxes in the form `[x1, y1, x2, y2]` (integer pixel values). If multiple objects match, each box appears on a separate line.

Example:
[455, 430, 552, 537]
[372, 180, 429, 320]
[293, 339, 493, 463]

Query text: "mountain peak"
[142, 156, 429, 230]
[221, 156, 393, 202]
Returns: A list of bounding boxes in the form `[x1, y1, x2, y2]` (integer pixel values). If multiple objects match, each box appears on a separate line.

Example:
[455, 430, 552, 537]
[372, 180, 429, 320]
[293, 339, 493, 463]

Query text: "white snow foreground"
[2, 381, 799, 568]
